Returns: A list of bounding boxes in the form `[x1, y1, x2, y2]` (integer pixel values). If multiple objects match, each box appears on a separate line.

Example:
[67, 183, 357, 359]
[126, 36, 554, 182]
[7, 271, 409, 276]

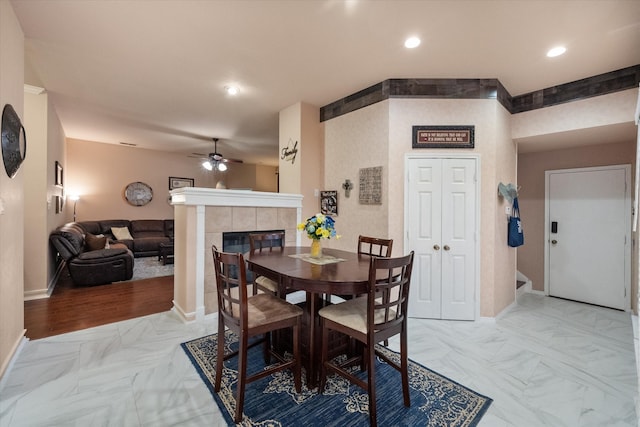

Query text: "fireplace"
[169, 187, 303, 322]
[222, 230, 285, 253]
[223, 230, 284, 280]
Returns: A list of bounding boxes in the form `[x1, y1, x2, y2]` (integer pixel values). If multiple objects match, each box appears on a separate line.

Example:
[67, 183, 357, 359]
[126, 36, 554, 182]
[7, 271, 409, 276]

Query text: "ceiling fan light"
[546, 46, 566, 57]
[218, 162, 227, 172]
[404, 36, 421, 49]
[225, 85, 239, 95]
[202, 160, 213, 171]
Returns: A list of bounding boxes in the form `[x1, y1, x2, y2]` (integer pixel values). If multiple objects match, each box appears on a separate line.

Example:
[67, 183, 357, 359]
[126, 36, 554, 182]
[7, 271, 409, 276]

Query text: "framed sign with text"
[412, 125, 475, 149]
[320, 190, 338, 215]
[169, 176, 194, 190]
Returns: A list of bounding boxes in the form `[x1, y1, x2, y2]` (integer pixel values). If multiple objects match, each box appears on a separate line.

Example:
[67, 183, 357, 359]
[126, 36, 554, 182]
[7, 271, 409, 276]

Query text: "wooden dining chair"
[356, 235, 394, 345]
[212, 245, 302, 423]
[249, 232, 285, 296]
[357, 235, 393, 257]
[318, 251, 414, 427]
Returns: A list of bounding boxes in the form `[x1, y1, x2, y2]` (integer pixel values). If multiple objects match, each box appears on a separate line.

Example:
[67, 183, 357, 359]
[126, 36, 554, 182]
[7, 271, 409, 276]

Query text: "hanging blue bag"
[508, 197, 524, 247]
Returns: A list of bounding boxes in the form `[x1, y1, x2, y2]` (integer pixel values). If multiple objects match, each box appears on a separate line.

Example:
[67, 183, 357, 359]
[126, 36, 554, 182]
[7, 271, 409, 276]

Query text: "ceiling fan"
[200, 138, 243, 171]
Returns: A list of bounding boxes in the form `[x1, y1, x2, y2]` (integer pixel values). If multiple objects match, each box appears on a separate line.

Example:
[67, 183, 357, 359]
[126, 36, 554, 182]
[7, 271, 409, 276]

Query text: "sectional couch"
[49, 219, 174, 286]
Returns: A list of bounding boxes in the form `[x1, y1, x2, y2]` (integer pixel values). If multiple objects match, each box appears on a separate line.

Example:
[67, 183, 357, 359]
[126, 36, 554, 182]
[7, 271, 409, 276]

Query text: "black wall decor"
[1, 104, 27, 178]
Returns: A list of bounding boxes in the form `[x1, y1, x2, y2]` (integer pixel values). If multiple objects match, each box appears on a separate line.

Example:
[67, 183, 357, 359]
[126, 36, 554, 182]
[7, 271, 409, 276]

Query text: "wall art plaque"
[412, 125, 474, 149]
[359, 166, 382, 205]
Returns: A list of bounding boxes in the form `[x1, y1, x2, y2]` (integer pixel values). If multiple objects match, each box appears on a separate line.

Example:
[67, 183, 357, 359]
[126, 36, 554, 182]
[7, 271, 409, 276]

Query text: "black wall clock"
[1, 104, 27, 178]
[124, 181, 153, 206]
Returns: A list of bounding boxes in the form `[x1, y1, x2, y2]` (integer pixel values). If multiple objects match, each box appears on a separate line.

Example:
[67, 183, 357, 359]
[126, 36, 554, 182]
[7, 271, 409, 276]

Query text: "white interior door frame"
[404, 153, 481, 320]
[543, 164, 631, 311]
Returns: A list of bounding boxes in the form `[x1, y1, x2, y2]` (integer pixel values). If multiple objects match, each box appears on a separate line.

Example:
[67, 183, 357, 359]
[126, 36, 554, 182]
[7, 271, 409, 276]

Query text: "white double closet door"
[406, 156, 478, 320]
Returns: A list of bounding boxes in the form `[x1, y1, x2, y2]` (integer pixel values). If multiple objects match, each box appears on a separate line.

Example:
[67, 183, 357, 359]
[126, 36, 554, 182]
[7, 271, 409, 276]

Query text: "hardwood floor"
[24, 268, 174, 340]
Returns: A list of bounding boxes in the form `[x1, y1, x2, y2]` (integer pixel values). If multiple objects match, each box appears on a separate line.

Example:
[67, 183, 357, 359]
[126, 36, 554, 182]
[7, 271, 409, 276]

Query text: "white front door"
[545, 165, 630, 310]
[406, 157, 478, 320]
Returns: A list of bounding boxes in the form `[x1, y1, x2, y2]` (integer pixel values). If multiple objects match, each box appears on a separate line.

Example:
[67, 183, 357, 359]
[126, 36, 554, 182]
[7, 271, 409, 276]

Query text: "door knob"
[433, 244, 440, 250]
[443, 245, 450, 251]
[551, 239, 558, 245]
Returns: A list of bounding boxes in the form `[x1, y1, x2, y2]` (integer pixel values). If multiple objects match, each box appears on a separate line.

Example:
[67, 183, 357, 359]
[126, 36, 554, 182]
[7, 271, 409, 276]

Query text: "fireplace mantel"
[170, 187, 303, 322]
[171, 187, 303, 209]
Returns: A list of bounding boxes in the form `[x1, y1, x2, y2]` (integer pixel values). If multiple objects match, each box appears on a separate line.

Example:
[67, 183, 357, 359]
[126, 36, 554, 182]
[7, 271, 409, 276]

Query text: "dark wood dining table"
[246, 246, 372, 388]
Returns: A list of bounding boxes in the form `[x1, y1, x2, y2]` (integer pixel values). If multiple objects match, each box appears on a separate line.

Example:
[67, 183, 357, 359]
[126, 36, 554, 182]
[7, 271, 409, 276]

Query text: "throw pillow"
[85, 233, 107, 251]
[111, 226, 134, 240]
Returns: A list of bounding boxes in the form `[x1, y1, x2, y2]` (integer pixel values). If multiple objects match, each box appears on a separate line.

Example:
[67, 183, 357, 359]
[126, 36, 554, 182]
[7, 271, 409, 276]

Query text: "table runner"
[289, 253, 345, 265]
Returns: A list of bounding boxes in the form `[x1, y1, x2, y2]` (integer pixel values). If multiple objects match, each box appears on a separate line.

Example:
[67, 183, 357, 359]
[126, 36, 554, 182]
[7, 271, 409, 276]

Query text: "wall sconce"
[342, 179, 353, 198]
[69, 194, 80, 221]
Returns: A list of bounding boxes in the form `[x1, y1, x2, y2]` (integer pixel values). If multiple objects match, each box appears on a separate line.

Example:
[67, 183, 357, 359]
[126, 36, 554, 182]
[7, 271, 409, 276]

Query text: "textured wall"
[0, 0, 25, 379]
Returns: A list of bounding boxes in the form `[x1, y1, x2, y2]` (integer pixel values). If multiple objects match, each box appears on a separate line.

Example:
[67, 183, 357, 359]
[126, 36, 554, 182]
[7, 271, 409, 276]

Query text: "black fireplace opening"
[222, 230, 284, 281]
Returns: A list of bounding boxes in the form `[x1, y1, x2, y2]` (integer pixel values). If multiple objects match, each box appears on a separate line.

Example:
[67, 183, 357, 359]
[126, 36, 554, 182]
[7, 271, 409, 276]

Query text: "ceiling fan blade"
[221, 158, 243, 164]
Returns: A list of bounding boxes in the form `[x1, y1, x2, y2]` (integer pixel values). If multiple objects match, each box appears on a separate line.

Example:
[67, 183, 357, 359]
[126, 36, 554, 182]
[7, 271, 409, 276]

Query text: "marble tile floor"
[0, 293, 637, 426]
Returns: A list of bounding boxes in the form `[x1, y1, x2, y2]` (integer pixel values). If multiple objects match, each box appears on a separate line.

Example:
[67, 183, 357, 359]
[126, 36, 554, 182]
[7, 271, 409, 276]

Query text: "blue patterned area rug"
[181, 330, 492, 427]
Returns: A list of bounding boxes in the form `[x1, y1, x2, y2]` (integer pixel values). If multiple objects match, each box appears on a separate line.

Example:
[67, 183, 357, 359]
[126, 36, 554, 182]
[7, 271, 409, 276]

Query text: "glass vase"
[310, 239, 323, 259]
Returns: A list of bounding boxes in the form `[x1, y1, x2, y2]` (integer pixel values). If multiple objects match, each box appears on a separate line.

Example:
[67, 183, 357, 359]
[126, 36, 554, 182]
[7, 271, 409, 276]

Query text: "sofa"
[49, 219, 174, 286]
[75, 219, 174, 257]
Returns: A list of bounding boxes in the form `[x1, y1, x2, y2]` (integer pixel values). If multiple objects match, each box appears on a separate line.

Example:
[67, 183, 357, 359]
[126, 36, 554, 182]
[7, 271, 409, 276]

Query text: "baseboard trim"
[172, 301, 195, 323]
[24, 261, 65, 301]
[23, 289, 50, 301]
[0, 331, 27, 390]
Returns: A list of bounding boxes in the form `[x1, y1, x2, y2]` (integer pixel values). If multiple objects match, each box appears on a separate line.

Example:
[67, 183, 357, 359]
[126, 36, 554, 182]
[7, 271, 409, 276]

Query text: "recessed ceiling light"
[546, 46, 566, 58]
[225, 85, 240, 95]
[404, 37, 421, 49]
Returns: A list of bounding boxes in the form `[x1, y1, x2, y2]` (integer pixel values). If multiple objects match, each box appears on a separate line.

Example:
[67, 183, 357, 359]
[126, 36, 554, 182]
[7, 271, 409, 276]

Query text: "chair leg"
[234, 334, 248, 423]
[367, 339, 378, 427]
[263, 332, 271, 364]
[214, 321, 225, 392]
[292, 323, 301, 393]
[401, 330, 410, 407]
[318, 319, 329, 394]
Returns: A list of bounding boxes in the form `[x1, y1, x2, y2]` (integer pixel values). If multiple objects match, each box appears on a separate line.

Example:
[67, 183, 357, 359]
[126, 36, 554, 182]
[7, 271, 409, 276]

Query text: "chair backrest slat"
[367, 252, 414, 335]
[212, 245, 249, 327]
[358, 235, 393, 258]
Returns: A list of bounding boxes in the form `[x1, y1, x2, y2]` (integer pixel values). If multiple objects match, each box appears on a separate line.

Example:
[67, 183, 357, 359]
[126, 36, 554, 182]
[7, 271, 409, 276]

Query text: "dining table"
[246, 246, 373, 388]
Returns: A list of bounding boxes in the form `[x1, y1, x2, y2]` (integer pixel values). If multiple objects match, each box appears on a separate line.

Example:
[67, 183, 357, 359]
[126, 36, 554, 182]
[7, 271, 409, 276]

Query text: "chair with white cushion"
[318, 251, 414, 427]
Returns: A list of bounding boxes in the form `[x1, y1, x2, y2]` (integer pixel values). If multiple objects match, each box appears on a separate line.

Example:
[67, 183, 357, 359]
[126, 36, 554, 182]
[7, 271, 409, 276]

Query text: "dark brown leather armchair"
[49, 223, 134, 286]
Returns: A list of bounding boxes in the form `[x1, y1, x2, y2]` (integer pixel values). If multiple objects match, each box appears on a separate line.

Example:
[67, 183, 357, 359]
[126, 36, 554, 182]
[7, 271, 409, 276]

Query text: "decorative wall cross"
[342, 179, 353, 198]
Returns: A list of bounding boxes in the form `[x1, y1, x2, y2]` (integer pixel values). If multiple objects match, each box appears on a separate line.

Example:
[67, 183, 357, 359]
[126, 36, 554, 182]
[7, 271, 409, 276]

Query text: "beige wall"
[279, 102, 323, 229]
[324, 100, 389, 252]
[23, 91, 66, 298]
[279, 103, 302, 195]
[0, 0, 25, 378]
[512, 89, 637, 139]
[517, 141, 636, 300]
[493, 103, 519, 315]
[66, 138, 277, 221]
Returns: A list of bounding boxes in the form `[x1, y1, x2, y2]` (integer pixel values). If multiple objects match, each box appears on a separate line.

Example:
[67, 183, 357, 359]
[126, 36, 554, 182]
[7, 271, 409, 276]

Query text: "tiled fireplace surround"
[170, 187, 303, 321]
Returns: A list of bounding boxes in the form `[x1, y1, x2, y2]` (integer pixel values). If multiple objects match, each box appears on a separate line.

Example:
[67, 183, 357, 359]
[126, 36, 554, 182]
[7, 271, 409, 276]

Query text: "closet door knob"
[433, 244, 440, 251]
[443, 245, 450, 251]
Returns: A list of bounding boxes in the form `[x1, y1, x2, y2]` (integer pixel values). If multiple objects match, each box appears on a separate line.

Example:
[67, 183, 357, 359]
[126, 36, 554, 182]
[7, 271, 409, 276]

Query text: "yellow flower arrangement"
[297, 213, 339, 240]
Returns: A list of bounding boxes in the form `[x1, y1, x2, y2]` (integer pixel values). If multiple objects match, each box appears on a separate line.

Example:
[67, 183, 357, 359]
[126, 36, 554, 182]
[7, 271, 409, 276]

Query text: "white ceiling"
[11, 0, 640, 166]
